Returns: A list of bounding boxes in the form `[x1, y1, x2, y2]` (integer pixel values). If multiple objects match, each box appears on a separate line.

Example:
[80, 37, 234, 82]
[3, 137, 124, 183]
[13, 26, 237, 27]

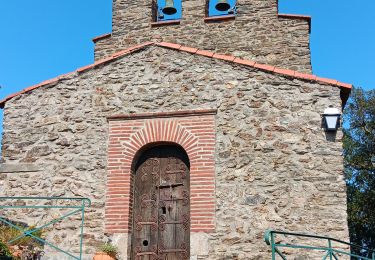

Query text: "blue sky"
[0, 0, 374, 142]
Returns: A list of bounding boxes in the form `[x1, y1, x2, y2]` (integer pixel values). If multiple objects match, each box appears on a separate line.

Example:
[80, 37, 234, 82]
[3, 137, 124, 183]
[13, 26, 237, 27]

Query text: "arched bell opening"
[162, 0, 177, 15]
[215, 0, 231, 12]
[154, 0, 182, 21]
[207, 0, 236, 17]
[130, 144, 190, 260]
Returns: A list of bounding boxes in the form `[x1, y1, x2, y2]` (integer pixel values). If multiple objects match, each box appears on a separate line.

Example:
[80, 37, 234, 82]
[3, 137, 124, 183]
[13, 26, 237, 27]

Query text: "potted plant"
[93, 243, 118, 260]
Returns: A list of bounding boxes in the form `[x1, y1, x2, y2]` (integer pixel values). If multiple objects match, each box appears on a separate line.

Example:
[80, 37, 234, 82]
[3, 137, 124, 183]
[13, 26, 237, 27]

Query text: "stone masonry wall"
[94, 0, 312, 73]
[0, 47, 347, 259]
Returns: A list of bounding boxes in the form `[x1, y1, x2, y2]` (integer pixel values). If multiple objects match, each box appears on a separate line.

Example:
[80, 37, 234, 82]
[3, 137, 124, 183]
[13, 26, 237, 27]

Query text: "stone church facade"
[0, 0, 351, 259]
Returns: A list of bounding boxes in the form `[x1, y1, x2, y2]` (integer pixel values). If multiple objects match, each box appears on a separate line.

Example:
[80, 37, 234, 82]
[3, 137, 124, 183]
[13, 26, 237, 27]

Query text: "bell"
[215, 0, 231, 12]
[162, 0, 177, 15]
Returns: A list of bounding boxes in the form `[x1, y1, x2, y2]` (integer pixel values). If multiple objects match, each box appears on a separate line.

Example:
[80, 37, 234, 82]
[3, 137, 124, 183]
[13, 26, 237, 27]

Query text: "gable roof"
[0, 41, 352, 109]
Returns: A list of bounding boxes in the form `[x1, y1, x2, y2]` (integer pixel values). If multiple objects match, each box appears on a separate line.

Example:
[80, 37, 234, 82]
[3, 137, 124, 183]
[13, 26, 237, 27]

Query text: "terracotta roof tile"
[92, 33, 111, 43]
[316, 77, 338, 86]
[0, 41, 352, 108]
[76, 64, 95, 73]
[212, 54, 236, 62]
[274, 68, 296, 77]
[233, 58, 256, 67]
[112, 49, 131, 58]
[0, 72, 75, 108]
[156, 42, 181, 50]
[254, 63, 275, 72]
[77, 42, 154, 74]
[179, 46, 198, 54]
[294, 71, 317, 81]
[196, 50, 215, 57]
[337, 82, 352, 89]
[124, 42, 154, 52]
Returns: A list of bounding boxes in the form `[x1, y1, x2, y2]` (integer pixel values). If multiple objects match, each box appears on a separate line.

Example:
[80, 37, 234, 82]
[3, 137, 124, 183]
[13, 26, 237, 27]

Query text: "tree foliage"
[343, 87, 375, 255]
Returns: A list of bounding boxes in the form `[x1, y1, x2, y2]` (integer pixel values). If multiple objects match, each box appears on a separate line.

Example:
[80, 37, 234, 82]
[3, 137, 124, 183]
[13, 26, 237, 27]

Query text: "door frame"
[105, 110, 217, 259]
[130, 144, 191, 259]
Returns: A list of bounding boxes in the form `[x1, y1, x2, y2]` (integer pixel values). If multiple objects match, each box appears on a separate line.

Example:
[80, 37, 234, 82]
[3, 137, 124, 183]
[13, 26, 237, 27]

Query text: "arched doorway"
[131, 145, 190, 260]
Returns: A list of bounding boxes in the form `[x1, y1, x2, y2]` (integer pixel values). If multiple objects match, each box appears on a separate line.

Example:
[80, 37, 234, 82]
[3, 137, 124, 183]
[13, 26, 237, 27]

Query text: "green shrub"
[99, 243, 118, 257]
[0, 225, 44, 248]
[0, 240, 12, 257]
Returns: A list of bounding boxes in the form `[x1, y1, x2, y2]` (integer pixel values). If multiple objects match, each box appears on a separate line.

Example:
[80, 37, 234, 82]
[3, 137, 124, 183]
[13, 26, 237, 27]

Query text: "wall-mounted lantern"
[322, 107, 341, 131]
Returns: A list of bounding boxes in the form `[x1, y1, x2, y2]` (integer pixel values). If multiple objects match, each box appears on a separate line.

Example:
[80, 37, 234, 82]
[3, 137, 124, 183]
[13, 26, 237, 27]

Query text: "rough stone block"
[0, 163, 41, 173]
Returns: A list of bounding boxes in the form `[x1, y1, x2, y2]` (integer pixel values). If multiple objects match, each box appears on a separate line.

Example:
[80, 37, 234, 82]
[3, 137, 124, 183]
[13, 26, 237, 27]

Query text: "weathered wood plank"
[132, 146, 190, 260]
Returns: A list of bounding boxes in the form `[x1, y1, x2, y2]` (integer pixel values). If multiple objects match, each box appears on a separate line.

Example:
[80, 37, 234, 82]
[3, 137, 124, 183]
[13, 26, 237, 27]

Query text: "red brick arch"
[105, 109, 216, 234]
[126, 119, 199, 166]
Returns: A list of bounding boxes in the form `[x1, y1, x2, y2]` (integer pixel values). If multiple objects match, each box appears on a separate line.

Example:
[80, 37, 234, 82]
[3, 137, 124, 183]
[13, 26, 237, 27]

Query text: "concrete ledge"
[204, 15, 235, 23]
[0, 163, 41, 173]
[151, 20, 181, 27]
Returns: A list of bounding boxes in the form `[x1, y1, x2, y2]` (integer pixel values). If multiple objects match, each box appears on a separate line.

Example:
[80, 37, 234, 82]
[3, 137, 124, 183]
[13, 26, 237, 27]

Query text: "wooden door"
[132, 145, 190, 260]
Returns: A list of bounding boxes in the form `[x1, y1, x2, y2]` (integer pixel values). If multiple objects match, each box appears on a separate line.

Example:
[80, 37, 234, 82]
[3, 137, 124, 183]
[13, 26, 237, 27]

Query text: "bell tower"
[93, 0, 312, 73]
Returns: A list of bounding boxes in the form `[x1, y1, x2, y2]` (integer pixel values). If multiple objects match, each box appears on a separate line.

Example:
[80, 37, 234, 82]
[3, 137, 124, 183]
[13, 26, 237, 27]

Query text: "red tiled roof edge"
[0, 41, 352, 108]
[278, 14, 311, 33]
[153, 42, 352, 90]
[92, 33, 112, 43]
[0, 41, 154, 108]
[76, 41, 154, 73]
[0, 72, 77, 109]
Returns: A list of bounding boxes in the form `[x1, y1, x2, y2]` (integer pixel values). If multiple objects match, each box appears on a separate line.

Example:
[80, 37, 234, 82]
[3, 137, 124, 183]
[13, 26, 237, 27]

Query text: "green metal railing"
[264, 230, 375, 260]
[0, 197, 91, 260]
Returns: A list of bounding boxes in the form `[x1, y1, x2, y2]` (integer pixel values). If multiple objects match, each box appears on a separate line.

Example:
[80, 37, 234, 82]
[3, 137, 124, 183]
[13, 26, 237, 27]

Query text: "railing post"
[372, 251, 374, 260]
[328, 239, 333, 260]
[79, 199, 86, 260]
[271, 232, 276, 260]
